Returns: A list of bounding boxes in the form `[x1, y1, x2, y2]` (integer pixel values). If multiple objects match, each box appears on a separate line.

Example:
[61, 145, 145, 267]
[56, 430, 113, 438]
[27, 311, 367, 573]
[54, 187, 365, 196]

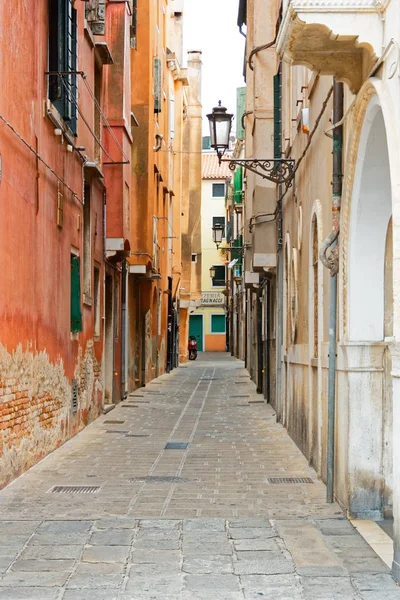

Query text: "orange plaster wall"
[205, 335, 226, 352]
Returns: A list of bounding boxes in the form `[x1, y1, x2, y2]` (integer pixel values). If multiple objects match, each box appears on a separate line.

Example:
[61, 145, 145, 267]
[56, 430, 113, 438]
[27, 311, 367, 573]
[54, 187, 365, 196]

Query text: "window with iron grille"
[48, 0, 78, 135]
[71, 254, 82, 332]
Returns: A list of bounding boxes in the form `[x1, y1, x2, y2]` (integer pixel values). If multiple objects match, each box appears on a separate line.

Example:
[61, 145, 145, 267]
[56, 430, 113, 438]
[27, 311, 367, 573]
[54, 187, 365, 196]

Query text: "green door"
[189, 315, 203, 351]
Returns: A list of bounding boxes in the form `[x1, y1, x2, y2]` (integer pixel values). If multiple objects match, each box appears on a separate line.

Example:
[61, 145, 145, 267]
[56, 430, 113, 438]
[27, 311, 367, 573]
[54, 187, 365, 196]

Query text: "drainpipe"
[257, 284, 263, 394]
[121, 260, 127, 399]
[320, 79, 343, 503]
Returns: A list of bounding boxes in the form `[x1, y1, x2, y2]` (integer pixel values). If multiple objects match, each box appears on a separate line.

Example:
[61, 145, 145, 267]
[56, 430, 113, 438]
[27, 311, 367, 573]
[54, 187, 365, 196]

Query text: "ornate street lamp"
[206, 101, 233, 163]
[209, 265, 216, 279]
[207, 101, 295, 185]
[211, 223, 224, 248]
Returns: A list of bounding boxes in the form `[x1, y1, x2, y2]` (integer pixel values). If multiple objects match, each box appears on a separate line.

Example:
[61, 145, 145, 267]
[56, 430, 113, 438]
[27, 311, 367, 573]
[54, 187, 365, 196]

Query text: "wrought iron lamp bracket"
[221, 158, 295, 186]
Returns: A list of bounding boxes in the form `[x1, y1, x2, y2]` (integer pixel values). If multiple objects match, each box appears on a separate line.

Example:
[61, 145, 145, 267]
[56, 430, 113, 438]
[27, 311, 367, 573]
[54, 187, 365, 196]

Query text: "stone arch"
[338, 83, 395, 521]
[347, 96, 391, 341]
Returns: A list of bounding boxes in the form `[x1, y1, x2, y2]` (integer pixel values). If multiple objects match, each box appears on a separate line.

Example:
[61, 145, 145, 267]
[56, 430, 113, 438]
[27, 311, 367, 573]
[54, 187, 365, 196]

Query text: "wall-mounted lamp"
[211, 223, 224, 249]
[209, 265, 216, 279]
[207, 101, 295, 185]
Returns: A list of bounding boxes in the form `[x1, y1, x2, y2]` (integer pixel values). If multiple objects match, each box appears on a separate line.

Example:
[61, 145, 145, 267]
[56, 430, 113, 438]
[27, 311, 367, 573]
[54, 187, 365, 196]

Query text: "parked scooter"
[188, 336, 198, 360]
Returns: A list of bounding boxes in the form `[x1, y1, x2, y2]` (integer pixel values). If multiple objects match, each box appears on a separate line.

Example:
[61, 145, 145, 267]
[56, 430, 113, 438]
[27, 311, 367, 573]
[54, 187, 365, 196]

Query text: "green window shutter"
[154, 58, 162, 114]
[211, 314, 226, 334]
[70, 255, 82, 332]
[236, 87, 246, 140]
[273, 72, 281, 159]
[231, 235, 243, 265]
[233, 167, 243, 204]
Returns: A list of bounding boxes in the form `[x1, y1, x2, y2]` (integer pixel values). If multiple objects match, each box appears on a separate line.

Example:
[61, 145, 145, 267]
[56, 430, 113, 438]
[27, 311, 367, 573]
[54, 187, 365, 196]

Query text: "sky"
[182, 0, 246, 136]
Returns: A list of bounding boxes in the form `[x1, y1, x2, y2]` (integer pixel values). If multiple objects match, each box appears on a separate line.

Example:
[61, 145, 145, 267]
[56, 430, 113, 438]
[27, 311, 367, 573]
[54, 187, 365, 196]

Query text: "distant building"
[188, 154, 231, 352]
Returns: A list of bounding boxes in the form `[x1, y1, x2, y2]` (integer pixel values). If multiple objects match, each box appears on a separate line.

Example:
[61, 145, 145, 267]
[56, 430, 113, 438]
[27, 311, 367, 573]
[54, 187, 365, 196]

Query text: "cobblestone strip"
[128, 368, 211, 513]
[160, 371, 215, 517]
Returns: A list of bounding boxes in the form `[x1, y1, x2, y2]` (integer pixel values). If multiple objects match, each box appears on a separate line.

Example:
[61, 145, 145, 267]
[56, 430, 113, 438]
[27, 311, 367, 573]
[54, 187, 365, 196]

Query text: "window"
[191, 254, 197, 263]
[154, 58, 162, 114]
[93, 264, 100, 338]
[202, 136, 211, 150]
[212, 183, 225, 197]
[130, 0, 137, 48]
[48, 0, 78, 134]
[211, 314, 226, 333]
[70, 254, 82, 332]
[83, 184, 91, 298]
[211, 265, 226, 288]
[212, 216, 225, 238]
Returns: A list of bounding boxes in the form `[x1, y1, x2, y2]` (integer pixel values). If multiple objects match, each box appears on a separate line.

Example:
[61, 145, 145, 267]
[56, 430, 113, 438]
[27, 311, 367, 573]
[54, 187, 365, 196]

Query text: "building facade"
[236, 0, 400, 581]
[0, 0, 200, 489]
[0, 0, 131, 486]
[188, 153, 230, 353]
[128, 0, 202, 378]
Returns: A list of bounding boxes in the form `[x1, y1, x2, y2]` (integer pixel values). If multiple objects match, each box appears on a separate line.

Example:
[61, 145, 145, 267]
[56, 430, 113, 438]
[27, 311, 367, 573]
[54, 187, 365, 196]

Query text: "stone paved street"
[0, 353, 399, 599]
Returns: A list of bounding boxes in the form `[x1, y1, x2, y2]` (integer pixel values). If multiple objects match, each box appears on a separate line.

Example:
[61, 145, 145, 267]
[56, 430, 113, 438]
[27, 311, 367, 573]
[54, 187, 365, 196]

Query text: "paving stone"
[300, 576, 359, 600]
[133, 537, 180, 550]
[0, 570, 70, 587]
[233, 538, 280, 552]
[0, 588, 59, 600]
[230, 519, 271, 528]
[19, 545, 83, 560]
[234, 551, 294, 576]
[183, 519, 226, 532]
[182, 554, 233, 574]
[139, 519, 180, 530]
[67, 563, 125, 589]
[10, 559, 75, 572]
[351, 572, 400, 591]
[0, 356, 397, 599]
[63, 590, 120, 600]
[0, 521, 40, 535]
[130, 549, 181, 565]
[82, 545, 130, 563]
[183, 541, 233, 555]
[183, 573, 241, 593]
[229, 528, 276, 540]
[89, 529, 134, 546]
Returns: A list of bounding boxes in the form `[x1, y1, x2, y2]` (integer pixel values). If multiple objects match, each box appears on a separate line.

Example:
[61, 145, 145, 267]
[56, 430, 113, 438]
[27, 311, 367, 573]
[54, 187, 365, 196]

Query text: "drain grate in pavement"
[50, 486, 100, 494]
[249, 400, 265, 404]
[104, 420, 126, 424]
[165, 442, 189, 450]
[126, 434, 149, 438]
[121, 405, 139, 408]
[236, 404, 251, 407]
[106, 430, 130, 434]
[129, 476, 190, 484]
[266, 477, 314, 484]
[234, 381, 247, 384]
[230, 395, 250, 398]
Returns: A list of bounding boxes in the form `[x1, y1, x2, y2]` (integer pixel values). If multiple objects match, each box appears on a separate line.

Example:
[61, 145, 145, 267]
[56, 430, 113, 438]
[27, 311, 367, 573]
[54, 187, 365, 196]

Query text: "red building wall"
[0, 0, 131, 487]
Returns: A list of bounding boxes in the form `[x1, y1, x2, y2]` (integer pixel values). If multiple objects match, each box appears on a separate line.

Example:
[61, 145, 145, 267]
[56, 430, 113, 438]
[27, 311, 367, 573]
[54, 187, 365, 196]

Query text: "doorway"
[189, 314, 203, 351]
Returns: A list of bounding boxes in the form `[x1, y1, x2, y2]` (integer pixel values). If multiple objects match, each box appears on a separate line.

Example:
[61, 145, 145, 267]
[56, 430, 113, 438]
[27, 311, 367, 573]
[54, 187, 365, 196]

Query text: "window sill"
[45, 99, 76, 141]
[70, 332, 80, 341]
[83, 294, 93, 307]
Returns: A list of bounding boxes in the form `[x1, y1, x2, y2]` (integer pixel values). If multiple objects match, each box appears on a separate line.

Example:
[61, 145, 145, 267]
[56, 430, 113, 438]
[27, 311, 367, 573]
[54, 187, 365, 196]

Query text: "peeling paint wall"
[0, 341, 102, 489]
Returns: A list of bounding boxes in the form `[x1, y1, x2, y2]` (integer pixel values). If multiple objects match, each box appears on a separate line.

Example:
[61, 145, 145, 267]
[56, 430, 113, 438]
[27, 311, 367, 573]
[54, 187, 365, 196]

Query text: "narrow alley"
[0, 354, 397, 599]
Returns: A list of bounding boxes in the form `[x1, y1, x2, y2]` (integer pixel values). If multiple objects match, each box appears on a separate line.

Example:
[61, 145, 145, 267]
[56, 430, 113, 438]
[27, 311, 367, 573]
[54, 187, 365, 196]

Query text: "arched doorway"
[346, 95, 392, 518]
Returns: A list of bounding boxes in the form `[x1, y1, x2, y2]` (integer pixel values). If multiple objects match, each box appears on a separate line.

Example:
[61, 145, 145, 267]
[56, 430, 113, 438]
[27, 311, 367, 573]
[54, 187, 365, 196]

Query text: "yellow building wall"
[191, 306, 227, 352]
